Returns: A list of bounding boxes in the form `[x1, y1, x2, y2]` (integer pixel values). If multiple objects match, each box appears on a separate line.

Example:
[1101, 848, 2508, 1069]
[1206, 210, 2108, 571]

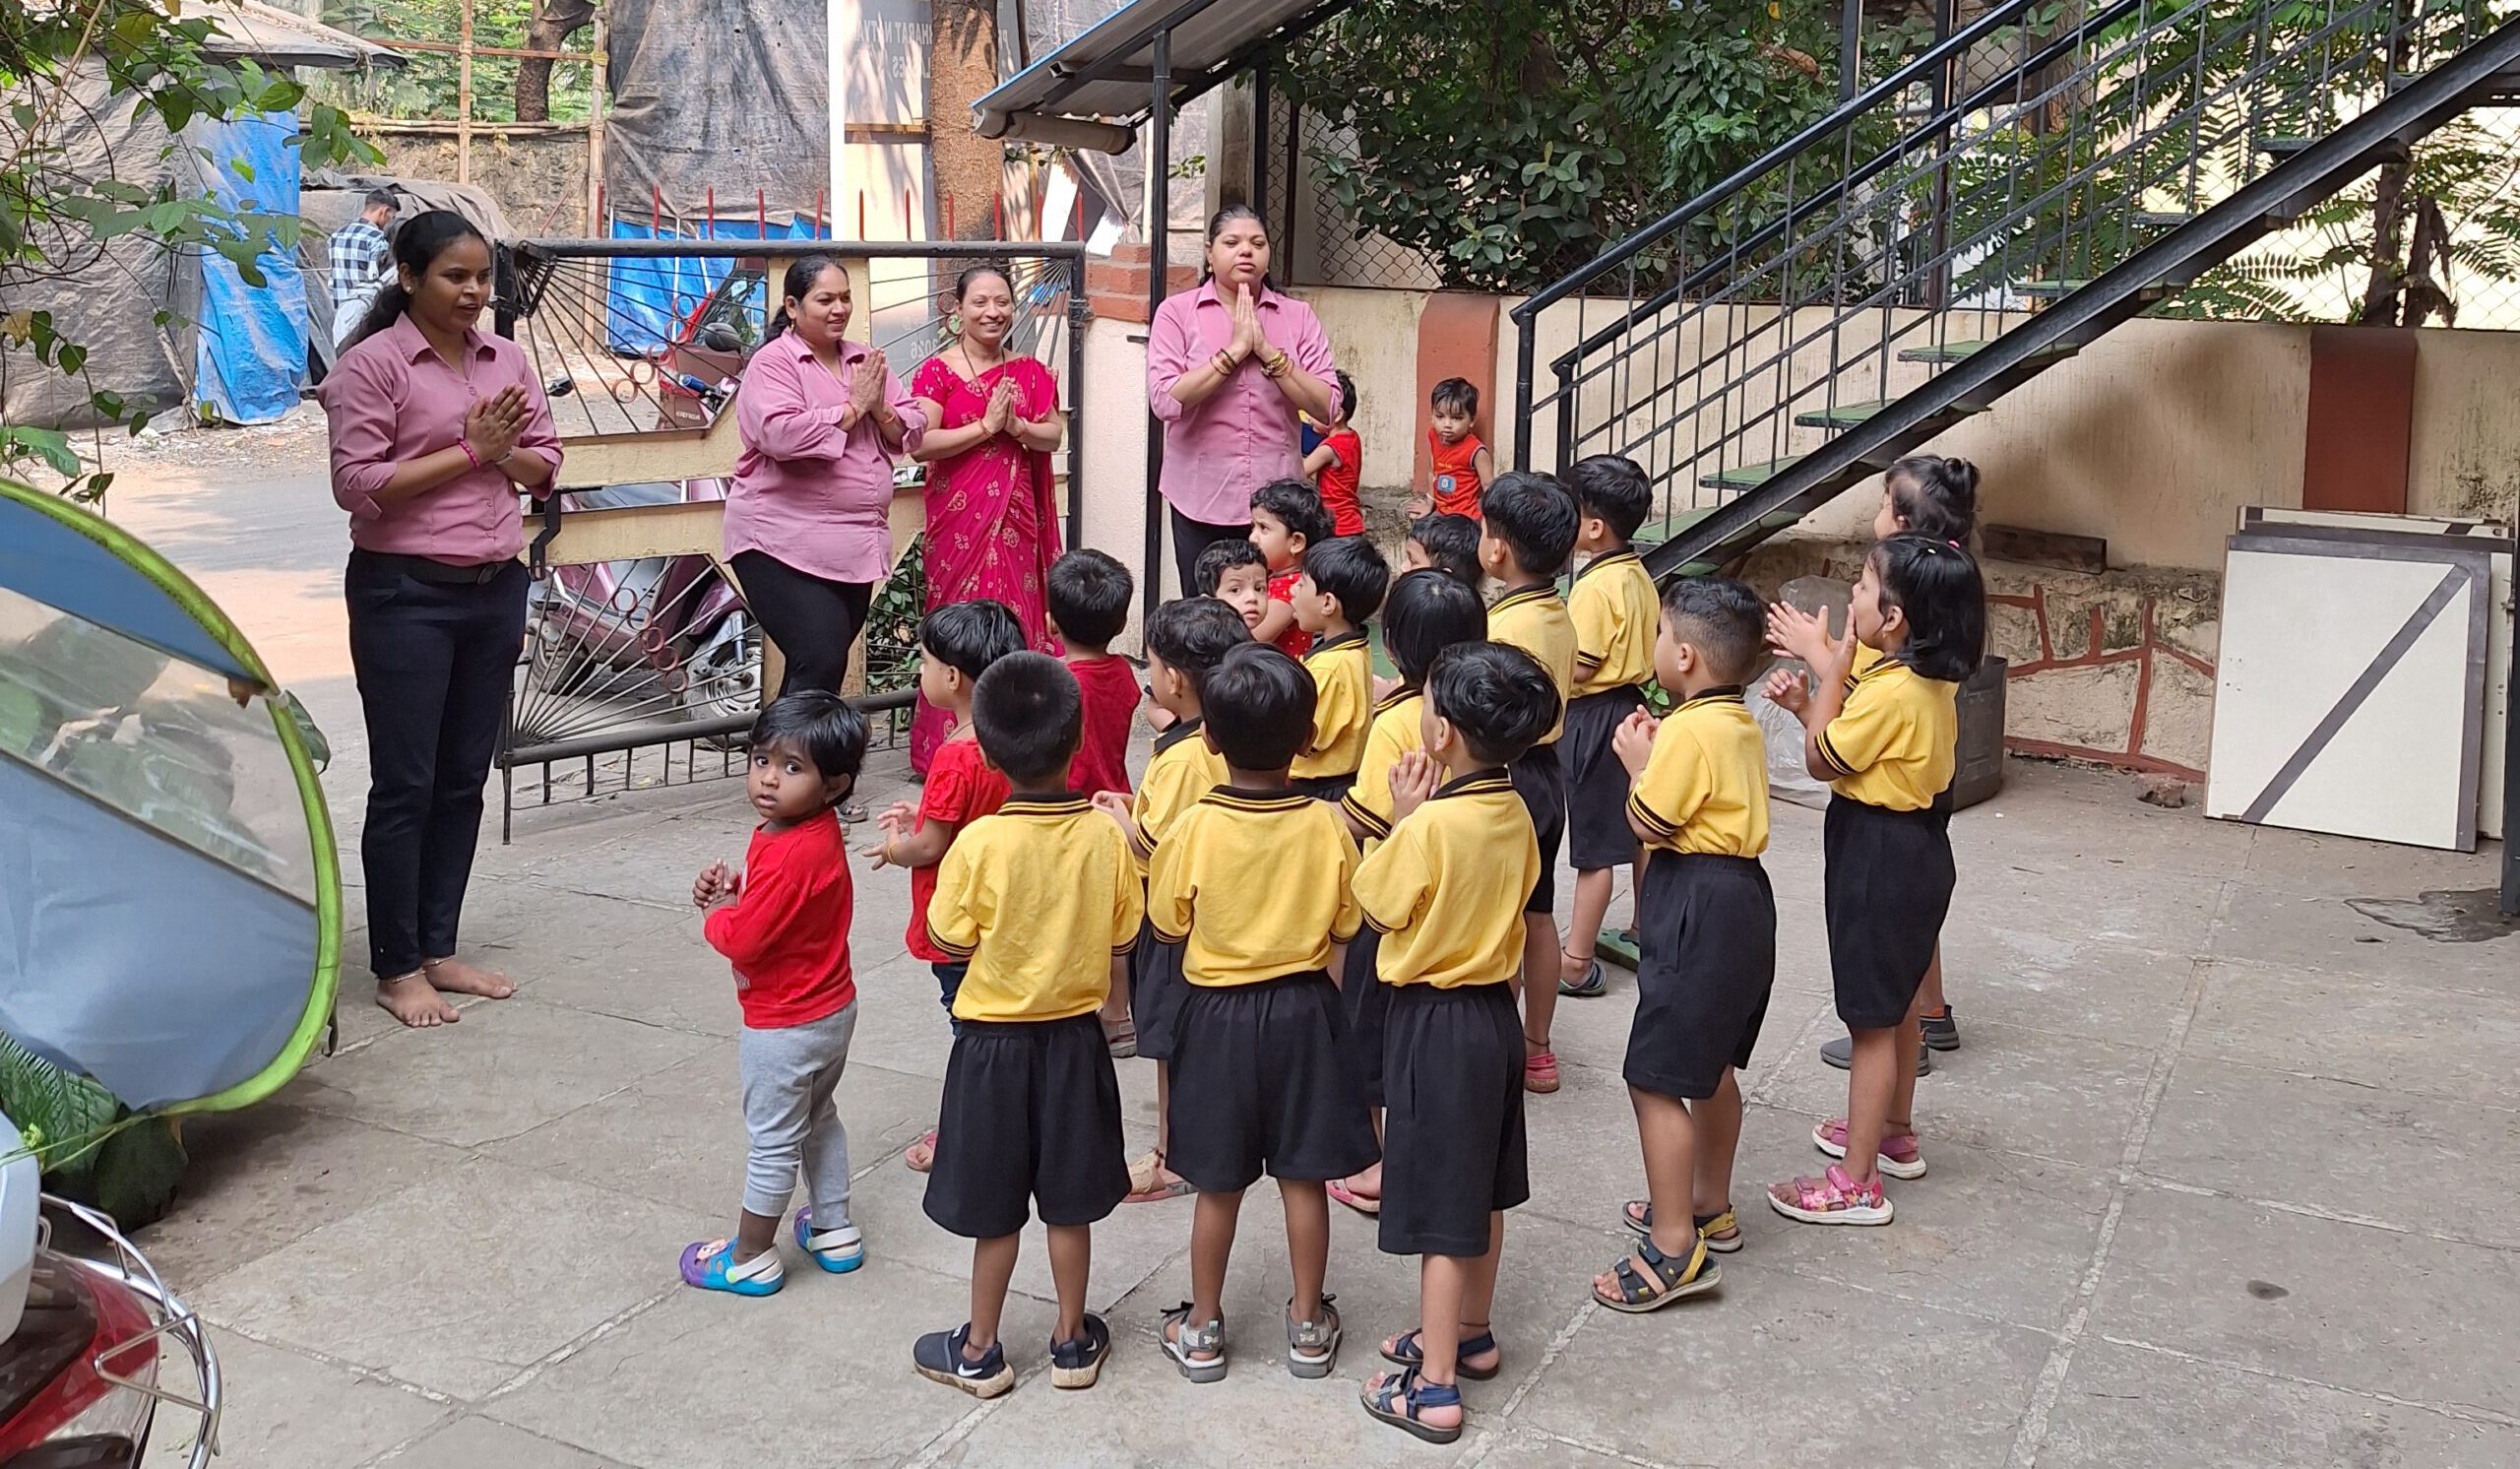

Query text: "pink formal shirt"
[1145, 281, 1339, 526]
[319, 315, 562, 564]
[724, 330, 929, 585]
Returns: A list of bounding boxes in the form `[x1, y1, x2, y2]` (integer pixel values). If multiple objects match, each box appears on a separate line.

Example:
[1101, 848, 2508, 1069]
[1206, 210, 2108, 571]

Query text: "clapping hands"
[692, 861, 737, 911]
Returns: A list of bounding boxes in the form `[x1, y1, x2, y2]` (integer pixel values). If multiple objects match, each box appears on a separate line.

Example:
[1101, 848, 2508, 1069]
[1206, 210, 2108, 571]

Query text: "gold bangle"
[1262, 350, 1291, 379]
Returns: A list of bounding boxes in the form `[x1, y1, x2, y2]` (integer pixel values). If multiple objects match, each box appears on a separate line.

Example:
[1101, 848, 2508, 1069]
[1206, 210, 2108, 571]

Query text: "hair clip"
[1947, 539, 1963, 550]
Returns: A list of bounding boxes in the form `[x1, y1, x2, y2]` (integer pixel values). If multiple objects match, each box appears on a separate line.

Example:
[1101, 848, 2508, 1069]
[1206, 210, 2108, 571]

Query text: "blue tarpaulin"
[606, 216, 826, 353]
[189, 111, 307, 425]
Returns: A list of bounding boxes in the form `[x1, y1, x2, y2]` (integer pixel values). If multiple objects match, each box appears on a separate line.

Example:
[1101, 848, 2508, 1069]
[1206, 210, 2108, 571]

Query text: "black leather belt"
[357, 549, 518, 586]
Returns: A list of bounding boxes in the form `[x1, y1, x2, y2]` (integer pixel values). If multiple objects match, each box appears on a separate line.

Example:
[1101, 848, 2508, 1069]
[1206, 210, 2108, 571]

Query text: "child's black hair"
[1250, 478, 1333, 549]
[1144, 596, 1250, 694]
[1480, 471, 1579, 580]
[1869, 534, 1986, 682]
[971, 651, 1083, 783]
[918, 598, 1028, 681]
[1430, 376, 1479, 419]
[1200, 643, 1316, 773]
[1884, 455, 1981, 544]
[1660, 576, 1767, 687]
[1046, 548, 1132, 648]
[1332, 369, 1358, 425]
[746, 690, 869, 787]
[1565, 453, 1653, 544]
[1192, 537, 1266, 595]
[1408, 512, 1484, 588]
[1425, 642, 1558, 767]
[1299, 535, 1390, 626]
[1382, 569, 1487, 687]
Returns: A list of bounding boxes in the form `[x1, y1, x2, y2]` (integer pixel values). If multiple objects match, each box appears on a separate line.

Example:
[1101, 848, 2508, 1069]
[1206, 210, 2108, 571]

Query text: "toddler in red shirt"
[1249, 478, 1331, 659]
[1415, 377, 1494, 520]
[1047, 548, 1137, 801]
[867, 599, 1027, 1171]
[1302, 371, 1365, 537]
[682, 691, 871, 1299]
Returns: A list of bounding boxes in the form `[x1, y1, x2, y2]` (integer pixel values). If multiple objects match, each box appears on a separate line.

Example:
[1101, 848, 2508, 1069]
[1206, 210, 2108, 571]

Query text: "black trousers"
[729, 550, 873, 697]
[1168, 505, 1252, 596]
[345, 550, 528, 979]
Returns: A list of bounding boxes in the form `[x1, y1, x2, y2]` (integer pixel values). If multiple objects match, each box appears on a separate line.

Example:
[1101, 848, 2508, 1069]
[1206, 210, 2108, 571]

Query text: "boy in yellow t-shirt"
[916, 654, 1140, 1400]
[1288, 536, 1390, 801]
[1554, 454, 1661, 1001]
[1478, 472, 1581, 1097]
[1594, 577, 1774, 1314]
[1352, 641, 1556, 1446]
[1149, 642, 1375, 1383]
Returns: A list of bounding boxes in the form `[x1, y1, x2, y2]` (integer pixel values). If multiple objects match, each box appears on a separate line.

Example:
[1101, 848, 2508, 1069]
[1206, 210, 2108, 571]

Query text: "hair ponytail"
[343, 209, 487, 351]
[1869, 534, 1986, 682]
[768, 253, 845, 343]
[1885, 454, 1981, 545]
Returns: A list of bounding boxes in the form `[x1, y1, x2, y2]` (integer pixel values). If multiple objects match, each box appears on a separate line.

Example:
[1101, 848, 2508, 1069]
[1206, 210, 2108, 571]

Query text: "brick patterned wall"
[1742, 540, 2224, 779]
[1083, 243, 1199, 325]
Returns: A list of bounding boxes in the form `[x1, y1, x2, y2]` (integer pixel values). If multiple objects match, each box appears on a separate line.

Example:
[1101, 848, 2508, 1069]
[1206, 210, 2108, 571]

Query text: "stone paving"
[98, 442, 2520, 1467]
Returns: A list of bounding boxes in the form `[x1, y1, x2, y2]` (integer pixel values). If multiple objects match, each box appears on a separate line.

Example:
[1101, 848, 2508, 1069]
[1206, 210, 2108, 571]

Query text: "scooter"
[0, 1111, 220, 1468]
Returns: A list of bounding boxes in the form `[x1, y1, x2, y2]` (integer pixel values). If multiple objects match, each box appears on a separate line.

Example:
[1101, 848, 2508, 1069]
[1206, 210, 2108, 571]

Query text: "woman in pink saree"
[907, 265, 1067, 772]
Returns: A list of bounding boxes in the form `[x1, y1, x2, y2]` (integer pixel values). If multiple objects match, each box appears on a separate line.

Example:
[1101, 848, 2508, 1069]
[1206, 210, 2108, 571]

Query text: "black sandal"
[1359, 1366, 1463, 1444]
[1379, 1325, 1500, 1381]
[1595, 1236, 1719, 1313]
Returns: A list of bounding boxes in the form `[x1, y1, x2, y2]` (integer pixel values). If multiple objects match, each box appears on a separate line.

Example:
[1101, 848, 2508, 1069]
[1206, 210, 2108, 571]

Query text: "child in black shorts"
[1352, 641, 1557, 1445]
[1288, 535, 1390, 801]
[1764, 536, 1985, 1227]
[1150, 643, 1377, 1383]
[1478, 473, 1580, 1096]
[1593, 578, 1775, 1311]
[1554, 454, 1660, 1001]
[915, 654, 1141, 1398]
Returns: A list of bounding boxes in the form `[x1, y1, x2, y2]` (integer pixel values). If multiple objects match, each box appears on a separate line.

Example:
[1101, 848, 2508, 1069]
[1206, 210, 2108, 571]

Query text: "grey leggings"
[739, 1001, 858, 1223]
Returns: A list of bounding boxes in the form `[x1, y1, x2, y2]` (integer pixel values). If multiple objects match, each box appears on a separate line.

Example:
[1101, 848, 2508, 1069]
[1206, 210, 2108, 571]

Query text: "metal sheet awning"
[190, 0, 409, 71]
[974, 0, 1352, 153]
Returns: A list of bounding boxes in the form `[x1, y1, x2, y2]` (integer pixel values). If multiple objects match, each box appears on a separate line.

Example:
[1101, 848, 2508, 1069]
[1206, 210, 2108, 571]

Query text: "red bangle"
[457, 438, 483, 471]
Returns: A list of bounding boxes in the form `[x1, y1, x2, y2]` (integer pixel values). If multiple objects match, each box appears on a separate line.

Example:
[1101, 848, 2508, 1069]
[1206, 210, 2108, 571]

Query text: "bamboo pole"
[457, 0, 475, 185]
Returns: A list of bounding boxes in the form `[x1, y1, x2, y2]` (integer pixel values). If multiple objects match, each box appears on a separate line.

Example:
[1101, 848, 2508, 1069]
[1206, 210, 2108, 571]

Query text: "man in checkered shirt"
[328, 190, 400, 348]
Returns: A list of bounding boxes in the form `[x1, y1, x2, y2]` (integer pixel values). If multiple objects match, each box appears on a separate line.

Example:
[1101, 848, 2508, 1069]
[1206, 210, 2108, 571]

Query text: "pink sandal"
[1523, 1048, 1560, 1095]
[1327, 1178, 1381, 1216]
[1811, 1118, 1927, 1180]
[1767, 1164, 1894, 1226]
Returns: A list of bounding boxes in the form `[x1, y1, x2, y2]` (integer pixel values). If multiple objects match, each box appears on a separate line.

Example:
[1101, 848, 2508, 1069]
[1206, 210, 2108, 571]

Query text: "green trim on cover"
[0, 478, 274, 690]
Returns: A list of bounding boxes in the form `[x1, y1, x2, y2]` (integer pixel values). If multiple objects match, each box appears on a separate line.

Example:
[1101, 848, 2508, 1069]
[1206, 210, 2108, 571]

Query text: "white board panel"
[2206, 539, 2488, 851]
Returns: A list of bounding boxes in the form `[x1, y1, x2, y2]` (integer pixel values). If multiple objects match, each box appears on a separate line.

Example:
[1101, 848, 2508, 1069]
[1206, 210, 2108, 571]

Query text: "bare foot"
[377, 972, 460, 1028]
[422, 955, 515, 1000]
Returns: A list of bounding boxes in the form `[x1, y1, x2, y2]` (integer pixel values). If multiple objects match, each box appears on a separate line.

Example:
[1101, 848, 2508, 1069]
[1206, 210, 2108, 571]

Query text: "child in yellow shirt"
[1288, 535, 1389, 800]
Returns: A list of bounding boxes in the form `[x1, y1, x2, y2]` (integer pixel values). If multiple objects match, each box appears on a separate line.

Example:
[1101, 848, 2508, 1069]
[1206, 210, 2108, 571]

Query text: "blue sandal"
[793, 1208, 865, 1273]
[678, 1239, 784, 1297]
[1360, 1366, 1463, 1444]
[1379, 1326, 1499, 1381]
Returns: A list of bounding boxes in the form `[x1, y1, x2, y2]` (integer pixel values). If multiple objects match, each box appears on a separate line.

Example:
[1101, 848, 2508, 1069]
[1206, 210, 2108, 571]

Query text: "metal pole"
[2504, 573, 2519, 915]
[1840, 0, 1861, 100]
[1512, 321, 1536, 473]
[1066, 254, 1087, 557]
[1251, 65, 1272, 214]
[1927, 0, 1956, 307]
[1143, 28, 1171, 626]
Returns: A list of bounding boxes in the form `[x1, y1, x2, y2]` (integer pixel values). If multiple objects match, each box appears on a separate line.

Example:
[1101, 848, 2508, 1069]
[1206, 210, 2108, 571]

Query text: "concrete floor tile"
[514, 916, 748, 1039]
[1764, 1020, 2157, 1171]
[839, 952, 965, 1081]
[2089, 1186, 2520, 1419]
[519, 809, 783, 910]
[2141, 1054, 2520, 1248]
[141, 1331, 447, 1469]
[140, 1104, 470, 1291]
[376, 1416, 633, 1468]
[487, 1045, 940, 1220]
[843, 1119, 1186, 1313]
[192, 1158, 717, 1400]
[484, 1262, 980, 1469]
[2184, 959, 2520, 1109]
[2208, 885, 2520, 993]
[2038, 1338, 2520, 1469]
[1473, 1433, 1680, 1469]
[1953, 849, 2229, 960]
[2236, 824, 2507, 900]
[1514, 1262, 2052, 1467]
[1719, 1111, 2113, 1333]
[290, 997, 717, 1149]
[474, 893, 690, 992]
[1932, 936, 2201, 1051]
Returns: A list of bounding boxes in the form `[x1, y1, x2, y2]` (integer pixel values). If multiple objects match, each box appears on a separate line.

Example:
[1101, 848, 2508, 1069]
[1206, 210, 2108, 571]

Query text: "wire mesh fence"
[1270, 96, 1443, 289]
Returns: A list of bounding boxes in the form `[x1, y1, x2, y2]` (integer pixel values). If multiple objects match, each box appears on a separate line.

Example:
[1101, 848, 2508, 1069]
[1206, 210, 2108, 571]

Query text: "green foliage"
[315, 0, 596, 124]
[0, 0, 379, 499]
[866, 528, 928, 698]
[1277, 0, 1888, 292]
[0, 1031, 121, 1175]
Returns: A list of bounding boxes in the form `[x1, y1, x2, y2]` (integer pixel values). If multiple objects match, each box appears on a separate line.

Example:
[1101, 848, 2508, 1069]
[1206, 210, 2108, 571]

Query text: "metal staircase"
[1506, 0, 2520, 579]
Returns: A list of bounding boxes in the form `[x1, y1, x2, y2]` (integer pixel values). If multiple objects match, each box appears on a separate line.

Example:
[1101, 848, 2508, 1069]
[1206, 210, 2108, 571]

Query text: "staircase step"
[2015, 279, 2174, 302]
[1791, 399, 1989, 430]
[2259, 134, 2409, 165]
[1698, 457, 1802, 491]
[1896, 338, 2081, 366]
[2131, 211, 2196, 229]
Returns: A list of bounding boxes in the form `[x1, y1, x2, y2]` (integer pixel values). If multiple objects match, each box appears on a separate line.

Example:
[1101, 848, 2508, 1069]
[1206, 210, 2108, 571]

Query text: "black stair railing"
[1507, 0, 2518, 575]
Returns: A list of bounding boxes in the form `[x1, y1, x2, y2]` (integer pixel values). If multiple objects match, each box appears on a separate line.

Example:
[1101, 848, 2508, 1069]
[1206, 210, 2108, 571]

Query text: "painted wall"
[2409, 328, 2520, 524]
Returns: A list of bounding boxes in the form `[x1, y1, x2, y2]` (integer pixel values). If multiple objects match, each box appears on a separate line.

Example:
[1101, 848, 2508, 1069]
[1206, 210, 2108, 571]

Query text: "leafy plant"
[312, 0, 597, 125]
[0, 0, 379, 499]
[1276, 0, 1886, 293]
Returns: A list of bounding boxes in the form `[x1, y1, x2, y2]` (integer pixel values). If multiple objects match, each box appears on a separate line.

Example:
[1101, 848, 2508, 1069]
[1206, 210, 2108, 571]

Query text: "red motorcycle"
[0, 1113, 220, 1467]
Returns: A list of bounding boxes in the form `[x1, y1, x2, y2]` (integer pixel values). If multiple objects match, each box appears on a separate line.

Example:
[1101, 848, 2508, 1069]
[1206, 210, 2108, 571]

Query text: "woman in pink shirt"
[724, 256, 927, 698]
[1145, 206, 1341, 593]
[319, 211, 561, 1029]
